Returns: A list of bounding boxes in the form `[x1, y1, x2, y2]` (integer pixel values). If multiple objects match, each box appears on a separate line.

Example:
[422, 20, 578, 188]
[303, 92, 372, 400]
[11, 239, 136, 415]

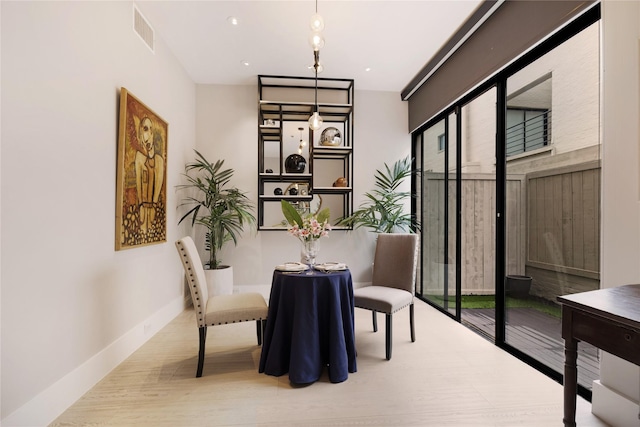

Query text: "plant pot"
[204, 266, 234, 296]
[505, 275, 532, 298]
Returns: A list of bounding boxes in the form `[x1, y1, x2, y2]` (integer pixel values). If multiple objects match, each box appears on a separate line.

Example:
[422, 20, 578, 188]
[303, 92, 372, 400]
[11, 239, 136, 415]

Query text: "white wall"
[594, 1, 640, 425]
[1, 2, 196, 424]
[193, 86, 411, 288]
[0, 8, 410, 422]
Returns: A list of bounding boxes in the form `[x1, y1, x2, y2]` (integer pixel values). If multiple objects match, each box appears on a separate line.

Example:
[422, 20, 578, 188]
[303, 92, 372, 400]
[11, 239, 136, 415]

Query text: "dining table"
[258, 267, 357, 384]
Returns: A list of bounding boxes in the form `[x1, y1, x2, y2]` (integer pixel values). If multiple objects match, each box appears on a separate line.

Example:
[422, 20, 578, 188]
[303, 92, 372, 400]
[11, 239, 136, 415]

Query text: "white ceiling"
[135, 1, 483, 93]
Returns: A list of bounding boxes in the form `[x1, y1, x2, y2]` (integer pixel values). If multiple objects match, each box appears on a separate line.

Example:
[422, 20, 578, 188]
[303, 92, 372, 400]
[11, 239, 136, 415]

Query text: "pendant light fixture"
[297, 127, 307, 154]
[308, 0, 324, 131]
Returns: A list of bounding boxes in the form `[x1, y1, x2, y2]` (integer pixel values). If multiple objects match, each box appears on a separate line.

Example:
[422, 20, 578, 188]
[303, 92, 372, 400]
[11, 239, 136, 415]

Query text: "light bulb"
[310, 13, 324, 32]
[308, 112, 323, 130]
[309, 32, 325, 51]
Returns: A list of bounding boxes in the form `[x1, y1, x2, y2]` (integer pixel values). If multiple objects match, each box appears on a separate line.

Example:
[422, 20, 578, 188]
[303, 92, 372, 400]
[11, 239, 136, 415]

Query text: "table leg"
[563, 337, 578, 427]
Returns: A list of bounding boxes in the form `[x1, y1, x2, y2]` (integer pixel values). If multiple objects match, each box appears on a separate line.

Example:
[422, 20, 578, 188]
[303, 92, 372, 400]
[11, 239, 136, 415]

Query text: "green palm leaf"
[177, 150, 256, 269]
[338, 156, 420, 233]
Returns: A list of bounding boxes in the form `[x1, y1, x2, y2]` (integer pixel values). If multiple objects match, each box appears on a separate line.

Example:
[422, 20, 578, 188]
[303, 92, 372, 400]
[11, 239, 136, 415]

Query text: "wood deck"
[462, 307, 599, 389]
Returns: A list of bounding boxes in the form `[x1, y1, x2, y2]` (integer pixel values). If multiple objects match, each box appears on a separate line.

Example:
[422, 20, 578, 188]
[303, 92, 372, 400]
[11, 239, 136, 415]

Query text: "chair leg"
[385, 314, 392, 360]
[410, 303, 415, 342]
[256, 320, 262, 345]
[197, 327, 207, 378]
[372, 310, 378, 332]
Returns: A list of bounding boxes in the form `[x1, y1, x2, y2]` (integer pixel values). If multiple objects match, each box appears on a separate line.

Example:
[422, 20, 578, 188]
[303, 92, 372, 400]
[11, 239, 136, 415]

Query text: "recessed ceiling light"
[241, 60, 250, 67]
[227, 16, 239, 26]
[365, 67, 372, 72]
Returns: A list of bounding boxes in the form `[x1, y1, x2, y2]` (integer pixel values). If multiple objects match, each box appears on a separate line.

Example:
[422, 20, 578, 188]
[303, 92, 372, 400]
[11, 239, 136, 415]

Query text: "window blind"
[403, 0, 598, 132]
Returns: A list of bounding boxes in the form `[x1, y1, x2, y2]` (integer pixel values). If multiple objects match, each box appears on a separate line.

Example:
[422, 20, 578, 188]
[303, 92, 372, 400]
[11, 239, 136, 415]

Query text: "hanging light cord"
[308, 0, 324, 130]
[314, 50, 319, 113]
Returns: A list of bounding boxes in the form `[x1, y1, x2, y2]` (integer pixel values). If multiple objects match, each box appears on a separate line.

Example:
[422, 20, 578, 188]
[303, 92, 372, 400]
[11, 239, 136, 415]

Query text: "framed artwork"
[115, 88, 168, 250]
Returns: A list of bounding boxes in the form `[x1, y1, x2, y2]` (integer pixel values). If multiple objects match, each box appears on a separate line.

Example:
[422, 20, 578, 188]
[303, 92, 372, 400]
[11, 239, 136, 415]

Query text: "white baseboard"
[592, 380, 640, 427]
[1, 296, 188, 427]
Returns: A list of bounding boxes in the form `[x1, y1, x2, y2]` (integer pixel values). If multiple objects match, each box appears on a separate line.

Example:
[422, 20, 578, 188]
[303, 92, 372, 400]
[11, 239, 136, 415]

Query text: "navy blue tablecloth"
[259, 269, 357, 384]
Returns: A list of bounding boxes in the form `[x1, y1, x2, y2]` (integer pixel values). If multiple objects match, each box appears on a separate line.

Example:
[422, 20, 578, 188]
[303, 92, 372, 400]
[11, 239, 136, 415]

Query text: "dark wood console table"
[557, 284, 640, 427]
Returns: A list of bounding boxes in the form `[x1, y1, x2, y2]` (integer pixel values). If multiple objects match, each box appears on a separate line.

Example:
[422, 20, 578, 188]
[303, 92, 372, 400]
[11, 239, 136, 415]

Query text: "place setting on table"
[274, 261, 349, 274]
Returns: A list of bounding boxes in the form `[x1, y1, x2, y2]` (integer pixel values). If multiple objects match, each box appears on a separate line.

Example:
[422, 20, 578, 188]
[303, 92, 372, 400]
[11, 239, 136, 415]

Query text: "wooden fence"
[420, 160, 600, 298]
[525, 161, 600, 299]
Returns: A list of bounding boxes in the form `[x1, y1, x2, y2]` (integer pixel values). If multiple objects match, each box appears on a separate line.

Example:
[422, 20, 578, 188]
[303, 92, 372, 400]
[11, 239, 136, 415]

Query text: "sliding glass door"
[457, 88, 498, 338]
[504, 21, 601, 391]
[413, 14, 600, 397]
[416, 113, 457, 316]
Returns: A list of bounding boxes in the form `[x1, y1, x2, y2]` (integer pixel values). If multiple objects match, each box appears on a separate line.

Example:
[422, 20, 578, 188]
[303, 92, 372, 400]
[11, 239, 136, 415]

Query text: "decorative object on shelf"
[263, 119, 279, 127]
[265, 168, 273, 173]
[286, 182, 308, 197]
[333, 177, 348, 187]
[320, 127, 342, 146]
[177, 149, 256, 270]
[274, 187, 283, 195]
[115, 88, 168, 250]
[308, 0, 324, 131]
[285, 153, 307, 173]
[281, 200, 330, 266]
[337, 156, 419, 233]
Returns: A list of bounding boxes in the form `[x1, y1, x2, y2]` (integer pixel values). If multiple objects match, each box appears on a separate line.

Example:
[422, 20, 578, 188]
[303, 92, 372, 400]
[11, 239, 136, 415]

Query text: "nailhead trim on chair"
[178, 244, 206, 326]
[207, 317, 264, 326]
[355, 301, 412, 315]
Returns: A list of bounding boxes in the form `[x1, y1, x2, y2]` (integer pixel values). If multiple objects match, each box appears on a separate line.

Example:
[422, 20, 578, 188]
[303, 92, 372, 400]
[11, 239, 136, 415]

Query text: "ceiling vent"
[133, 5, 154, 53]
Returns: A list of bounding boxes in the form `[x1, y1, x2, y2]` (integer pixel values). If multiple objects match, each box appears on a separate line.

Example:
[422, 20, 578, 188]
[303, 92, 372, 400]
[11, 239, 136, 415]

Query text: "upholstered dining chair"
[354, 233, 419, 360]
[175, 236, 268, 377]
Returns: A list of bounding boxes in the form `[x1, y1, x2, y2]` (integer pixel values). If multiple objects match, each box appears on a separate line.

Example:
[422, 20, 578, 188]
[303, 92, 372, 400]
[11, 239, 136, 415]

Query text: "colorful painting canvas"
[115, 88, 168, 250]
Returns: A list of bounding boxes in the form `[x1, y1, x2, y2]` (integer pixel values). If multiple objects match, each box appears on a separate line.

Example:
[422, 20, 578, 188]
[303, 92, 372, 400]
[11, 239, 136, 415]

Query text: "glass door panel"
[418, 116, 457, 314]
[504, 22, 600, 390]
[459, 87, 497, 339]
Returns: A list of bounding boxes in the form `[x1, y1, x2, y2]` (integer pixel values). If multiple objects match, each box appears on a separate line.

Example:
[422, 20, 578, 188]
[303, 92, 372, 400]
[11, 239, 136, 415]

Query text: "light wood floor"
[51, 298, 608, 426]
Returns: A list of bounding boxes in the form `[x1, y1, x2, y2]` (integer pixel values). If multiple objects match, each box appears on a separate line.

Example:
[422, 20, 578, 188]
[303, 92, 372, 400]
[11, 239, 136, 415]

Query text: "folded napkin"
[275, 262, 309, 272]
[314, 262, 348, 272]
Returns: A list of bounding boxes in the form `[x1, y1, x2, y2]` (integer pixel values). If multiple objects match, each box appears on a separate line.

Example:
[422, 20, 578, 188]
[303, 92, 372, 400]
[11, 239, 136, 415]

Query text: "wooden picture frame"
[115, 88, 168, 250]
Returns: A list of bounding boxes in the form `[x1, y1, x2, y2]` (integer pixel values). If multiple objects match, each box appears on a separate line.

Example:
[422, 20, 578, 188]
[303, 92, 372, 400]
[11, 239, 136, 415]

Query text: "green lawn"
[425, 294, 561, 318]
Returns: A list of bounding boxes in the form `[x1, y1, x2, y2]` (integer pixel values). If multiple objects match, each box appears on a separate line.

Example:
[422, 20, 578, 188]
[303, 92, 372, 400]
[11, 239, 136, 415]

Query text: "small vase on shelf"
[301, 239, 319, 266]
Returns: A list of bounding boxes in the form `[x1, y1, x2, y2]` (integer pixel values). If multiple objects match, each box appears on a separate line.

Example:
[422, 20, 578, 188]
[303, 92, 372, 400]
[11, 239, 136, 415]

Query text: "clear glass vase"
[301, 239, 319, 266]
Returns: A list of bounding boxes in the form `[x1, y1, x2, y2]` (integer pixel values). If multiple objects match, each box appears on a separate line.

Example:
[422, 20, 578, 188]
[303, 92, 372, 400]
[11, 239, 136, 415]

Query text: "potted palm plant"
[338, 156, 420, 233]
[177, 149, 256, 295]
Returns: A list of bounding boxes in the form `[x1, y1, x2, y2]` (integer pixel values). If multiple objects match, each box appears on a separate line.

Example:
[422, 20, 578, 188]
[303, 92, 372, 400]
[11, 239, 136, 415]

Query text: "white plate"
[275, 262, 309, 272]
[314, 262, 348, 272]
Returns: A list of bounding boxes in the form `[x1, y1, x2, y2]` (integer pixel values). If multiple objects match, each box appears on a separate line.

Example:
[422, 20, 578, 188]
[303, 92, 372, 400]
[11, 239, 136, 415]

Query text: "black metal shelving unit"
[257, 75, 354, 230]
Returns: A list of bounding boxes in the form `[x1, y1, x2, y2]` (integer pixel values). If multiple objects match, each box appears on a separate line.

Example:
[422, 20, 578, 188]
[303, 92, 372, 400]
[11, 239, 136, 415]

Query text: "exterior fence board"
[422, 161, 599, 298]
